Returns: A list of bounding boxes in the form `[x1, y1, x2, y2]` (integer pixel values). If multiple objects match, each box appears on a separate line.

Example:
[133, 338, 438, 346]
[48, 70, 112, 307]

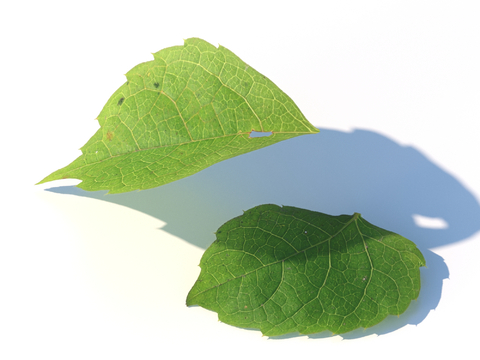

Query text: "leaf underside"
[38, 38, 318, 193]
[186, 204, 426, 336]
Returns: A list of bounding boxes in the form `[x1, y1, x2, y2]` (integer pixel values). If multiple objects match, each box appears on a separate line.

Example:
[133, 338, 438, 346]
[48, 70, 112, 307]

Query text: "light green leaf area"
[38, 38, 318, 193]
[187, 204, 426, 336]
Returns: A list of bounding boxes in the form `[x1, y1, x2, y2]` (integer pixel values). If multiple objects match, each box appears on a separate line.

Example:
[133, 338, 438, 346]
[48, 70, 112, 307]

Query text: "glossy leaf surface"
[187, 204, 425, 336]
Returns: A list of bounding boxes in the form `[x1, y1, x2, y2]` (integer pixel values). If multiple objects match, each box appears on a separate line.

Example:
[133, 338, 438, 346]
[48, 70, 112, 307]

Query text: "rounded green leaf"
[186, 204, 426, 336]
[38, 38, 318, 193]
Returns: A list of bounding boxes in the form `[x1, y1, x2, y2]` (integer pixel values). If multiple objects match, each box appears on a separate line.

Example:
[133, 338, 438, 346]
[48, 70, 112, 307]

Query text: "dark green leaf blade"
[37, 38, 318, 193]
[186, 204, 426, 336]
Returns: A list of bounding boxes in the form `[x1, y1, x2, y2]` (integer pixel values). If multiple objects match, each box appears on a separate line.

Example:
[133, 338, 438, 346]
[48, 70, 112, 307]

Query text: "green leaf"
[38, 38, 318, 193]
[186, 204, 426, 336]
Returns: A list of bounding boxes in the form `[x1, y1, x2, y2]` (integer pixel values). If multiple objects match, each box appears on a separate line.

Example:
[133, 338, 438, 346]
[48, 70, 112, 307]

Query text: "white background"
[2, 1, 480, 359]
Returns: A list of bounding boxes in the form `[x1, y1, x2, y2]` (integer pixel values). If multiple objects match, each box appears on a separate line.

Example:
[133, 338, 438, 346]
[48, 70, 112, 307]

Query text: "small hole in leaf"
[412, 214, 449, 229]
[249, 130, 273, 138]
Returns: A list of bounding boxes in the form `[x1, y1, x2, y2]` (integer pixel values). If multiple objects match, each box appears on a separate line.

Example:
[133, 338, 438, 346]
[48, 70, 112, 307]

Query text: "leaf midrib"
[76, 130, 309, 170]
[188, 212, 361, 303]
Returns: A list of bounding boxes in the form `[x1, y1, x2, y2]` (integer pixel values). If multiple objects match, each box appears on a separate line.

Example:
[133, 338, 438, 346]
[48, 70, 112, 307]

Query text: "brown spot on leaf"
[106, 131, 114, 141]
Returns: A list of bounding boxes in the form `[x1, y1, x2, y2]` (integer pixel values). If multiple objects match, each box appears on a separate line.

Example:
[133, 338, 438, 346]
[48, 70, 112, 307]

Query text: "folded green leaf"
[187, 204, 426, 336]
[38, 38, 318, 193]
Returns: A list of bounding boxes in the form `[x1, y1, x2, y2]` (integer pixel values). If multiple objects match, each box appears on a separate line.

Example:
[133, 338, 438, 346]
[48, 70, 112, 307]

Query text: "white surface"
[2, 1, 480, 359]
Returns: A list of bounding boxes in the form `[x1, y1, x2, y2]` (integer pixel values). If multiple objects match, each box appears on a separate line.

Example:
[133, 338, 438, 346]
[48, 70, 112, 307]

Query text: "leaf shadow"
[45, 128, 479, 339]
